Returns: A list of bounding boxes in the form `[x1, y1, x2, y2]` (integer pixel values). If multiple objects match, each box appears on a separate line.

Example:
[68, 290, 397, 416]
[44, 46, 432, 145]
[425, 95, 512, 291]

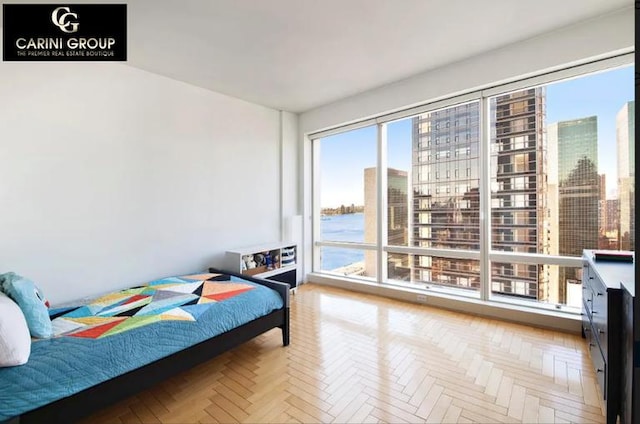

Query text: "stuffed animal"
[243, 255, 256, 269]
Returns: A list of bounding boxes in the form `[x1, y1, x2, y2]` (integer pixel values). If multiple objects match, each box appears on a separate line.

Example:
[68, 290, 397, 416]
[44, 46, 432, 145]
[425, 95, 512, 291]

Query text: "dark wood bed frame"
[9, 269, 290, 424]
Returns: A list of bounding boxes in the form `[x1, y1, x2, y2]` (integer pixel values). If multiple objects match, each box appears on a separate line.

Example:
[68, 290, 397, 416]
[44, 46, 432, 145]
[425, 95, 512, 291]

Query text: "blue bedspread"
[0, 273, 283, 420]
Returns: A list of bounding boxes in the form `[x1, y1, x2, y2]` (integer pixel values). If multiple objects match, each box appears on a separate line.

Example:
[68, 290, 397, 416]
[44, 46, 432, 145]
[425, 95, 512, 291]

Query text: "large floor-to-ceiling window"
[315, 125, 378, 279]
[312, 58, 634, 312]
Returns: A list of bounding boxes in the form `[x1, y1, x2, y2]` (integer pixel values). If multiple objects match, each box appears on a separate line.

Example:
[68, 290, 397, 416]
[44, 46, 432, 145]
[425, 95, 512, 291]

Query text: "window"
[313, 60, 633, 312]
[385, 101, 481, 291]
[489, 66, 634, 306]
[315, 125, 377, 280]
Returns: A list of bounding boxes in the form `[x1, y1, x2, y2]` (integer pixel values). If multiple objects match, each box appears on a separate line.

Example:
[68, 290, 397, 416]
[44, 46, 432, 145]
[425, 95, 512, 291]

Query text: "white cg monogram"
[51, 6, 79, 33]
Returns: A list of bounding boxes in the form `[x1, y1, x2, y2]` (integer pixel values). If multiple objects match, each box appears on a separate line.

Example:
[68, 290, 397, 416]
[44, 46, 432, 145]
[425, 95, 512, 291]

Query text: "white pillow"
[0, 291, 31, 366]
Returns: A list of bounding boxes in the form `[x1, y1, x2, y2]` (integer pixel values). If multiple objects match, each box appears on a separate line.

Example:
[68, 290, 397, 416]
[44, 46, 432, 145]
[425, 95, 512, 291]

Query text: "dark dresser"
[581, 250, 635, 424]
[620, 279, 637, 424]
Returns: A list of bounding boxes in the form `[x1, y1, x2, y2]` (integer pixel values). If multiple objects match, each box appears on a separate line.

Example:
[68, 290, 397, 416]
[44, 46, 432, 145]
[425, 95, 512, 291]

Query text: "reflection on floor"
[85, 283, 604, 424]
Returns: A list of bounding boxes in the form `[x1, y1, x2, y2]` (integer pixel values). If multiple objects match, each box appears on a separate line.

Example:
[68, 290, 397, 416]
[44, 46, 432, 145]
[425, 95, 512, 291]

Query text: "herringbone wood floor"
[83, 283, 604, 423]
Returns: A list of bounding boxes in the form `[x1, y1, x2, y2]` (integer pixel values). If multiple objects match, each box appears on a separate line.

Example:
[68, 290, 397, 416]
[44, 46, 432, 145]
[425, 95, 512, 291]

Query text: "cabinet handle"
[598, 329, 605, 334]
[596, 292, 603, 296]
[596, 368, 604, 373]
[589, 343, 595, 347]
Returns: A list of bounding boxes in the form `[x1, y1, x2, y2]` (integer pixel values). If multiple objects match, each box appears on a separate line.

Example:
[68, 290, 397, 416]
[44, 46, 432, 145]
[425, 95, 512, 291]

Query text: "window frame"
[310, 52, 633, 312]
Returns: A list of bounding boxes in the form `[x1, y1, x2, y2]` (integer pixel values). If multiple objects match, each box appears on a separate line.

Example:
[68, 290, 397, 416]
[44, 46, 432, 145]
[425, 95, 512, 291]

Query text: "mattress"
[0, 272, 284, 420]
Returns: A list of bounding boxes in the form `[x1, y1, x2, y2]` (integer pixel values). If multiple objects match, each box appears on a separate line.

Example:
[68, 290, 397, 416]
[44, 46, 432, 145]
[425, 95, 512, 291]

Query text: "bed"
[0, 269, 290, 424]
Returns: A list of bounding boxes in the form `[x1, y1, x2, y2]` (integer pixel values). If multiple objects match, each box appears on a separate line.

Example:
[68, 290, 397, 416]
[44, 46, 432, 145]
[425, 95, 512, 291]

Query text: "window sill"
[306, 272, 582, 334]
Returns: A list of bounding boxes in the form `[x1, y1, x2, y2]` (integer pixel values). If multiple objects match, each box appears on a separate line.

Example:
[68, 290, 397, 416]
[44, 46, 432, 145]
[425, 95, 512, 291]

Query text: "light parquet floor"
[83, 283, 604, 424]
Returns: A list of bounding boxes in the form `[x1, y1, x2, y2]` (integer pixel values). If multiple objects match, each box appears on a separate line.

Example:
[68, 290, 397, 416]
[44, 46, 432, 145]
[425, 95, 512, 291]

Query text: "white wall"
[280, 111, 299, 226]
[299, 7, 634, 280]
[0, 62, 286, 304]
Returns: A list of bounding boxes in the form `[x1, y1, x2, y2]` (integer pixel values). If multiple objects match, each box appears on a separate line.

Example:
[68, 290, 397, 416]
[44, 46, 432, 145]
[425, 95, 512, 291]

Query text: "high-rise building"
[606, 199, 620, 232]
[490, 88, 553, 301]
[410, 89, 550, 299]
[598, 174, 608, 249]
[617, 101, 635, 251]
[548, 116, 599, 301]
[411, 102, 481, 291]
[364, 167, 409, 278]
[604, 199, 620, 249]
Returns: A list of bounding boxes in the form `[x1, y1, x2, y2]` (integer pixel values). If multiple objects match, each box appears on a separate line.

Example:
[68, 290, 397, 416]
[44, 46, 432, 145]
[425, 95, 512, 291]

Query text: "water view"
[320, 213, 365, 271]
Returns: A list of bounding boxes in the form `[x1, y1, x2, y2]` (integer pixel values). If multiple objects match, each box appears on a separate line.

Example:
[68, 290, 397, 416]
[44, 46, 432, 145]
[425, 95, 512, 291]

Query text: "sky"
[319, 65, 634, 208]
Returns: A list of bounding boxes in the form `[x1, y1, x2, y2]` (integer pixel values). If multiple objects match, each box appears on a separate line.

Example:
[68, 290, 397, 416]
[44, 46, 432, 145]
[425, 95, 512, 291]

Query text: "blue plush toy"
[0, 272, 52, 338]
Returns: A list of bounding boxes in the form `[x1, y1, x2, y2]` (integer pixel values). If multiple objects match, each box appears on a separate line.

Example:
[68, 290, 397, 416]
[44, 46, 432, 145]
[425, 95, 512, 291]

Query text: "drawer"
[582, 263, 594, 289]
[593, 318, 609, 361]
[588, 336, 607, 398]
[582, 285, 594, 318]
[591, 281, 608, 331]
[582, 313, 592, 343]
[582, 320, 593, 342]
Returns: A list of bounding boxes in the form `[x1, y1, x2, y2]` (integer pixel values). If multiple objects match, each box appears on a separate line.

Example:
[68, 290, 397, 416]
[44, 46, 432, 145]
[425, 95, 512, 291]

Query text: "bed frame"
[10, 269, 290, 424]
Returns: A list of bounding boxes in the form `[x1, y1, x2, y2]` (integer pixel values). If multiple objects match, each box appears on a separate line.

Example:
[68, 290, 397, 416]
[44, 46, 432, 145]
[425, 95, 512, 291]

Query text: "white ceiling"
[3, 0, 633, 112]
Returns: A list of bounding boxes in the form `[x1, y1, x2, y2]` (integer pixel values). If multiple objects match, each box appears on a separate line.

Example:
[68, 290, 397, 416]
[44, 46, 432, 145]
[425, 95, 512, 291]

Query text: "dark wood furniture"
[581, 250, 634, 424]
[620, 279, 637, 424]
[11, 271, 289, 424]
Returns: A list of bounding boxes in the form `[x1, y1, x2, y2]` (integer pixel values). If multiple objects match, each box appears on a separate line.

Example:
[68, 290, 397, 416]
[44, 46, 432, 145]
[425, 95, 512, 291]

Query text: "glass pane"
[318, 125, 377, 243]
[320, 246, 376, 279]
[489, 65, 634, 304]
[387, 102, 481, 251]
[385, 101, 481, 293]
[490, 88, 545, 255]
[388, 252, 411, 282]
[491, 262, 581, 309]
[410, 102, 481, 252]
[387, 252, 480, 293]
[386, 118, 412, 247]
[414, 254, 480, 292]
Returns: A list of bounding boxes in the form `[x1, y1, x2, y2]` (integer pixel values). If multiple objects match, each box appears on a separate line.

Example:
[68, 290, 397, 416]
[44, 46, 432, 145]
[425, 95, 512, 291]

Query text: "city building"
[410, 88, 552, 300]
[489, 88, 554, 301]
[617, 101, 635, 251]
[548, 116, 600, 302]
[606, 199, 620, 232]
[603, 199, 620, 249]
[598, 174, 608, 248]
[411, 102, 481, 291]
[364, 167, 409, 278]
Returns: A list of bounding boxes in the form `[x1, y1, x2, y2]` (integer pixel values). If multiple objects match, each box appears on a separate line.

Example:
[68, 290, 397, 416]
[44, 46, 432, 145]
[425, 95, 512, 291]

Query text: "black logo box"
[3, 4, 127, 61]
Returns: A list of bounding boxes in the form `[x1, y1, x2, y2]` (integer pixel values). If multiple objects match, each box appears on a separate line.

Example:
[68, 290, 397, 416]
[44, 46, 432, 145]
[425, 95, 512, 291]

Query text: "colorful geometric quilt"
[50, 273, 254, 339]
[1, 273, 283, 421]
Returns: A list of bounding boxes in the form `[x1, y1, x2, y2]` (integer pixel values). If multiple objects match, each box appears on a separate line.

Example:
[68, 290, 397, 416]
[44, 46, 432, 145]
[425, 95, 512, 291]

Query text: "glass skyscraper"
[411, 102, 481, 291]
[617, 101, 635, 251]
[410, 89, 549, 298]
[489, 88, 552, 300]
[548, 116, 599, 302]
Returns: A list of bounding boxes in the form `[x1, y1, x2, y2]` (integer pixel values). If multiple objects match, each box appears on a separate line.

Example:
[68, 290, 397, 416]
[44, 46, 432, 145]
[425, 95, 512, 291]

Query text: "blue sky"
[320, 65, 634, 208]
